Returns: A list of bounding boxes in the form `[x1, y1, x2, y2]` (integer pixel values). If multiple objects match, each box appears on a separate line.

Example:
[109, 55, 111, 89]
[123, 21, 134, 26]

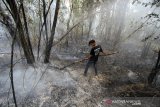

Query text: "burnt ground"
[0, 54, 160, 107]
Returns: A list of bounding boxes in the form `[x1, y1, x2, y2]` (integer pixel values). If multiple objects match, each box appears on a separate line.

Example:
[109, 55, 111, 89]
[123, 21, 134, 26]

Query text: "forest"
[0, 0, 160, 106]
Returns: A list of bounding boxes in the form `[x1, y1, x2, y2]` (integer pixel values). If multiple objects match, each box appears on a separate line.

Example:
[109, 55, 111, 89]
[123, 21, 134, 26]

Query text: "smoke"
[0, 61, 77, 105]
[0, 0, 160, 106]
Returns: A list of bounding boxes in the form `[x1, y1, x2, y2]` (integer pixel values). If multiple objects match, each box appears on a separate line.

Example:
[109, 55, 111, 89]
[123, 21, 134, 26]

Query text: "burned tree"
[148, 50, 160, 84]
[20, 0, 34, 61]
[5, 0, 35, 64]
[44, 0, 60, 63]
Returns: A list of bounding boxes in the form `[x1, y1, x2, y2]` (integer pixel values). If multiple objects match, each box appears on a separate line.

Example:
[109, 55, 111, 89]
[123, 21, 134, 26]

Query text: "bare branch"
[53, 22, 81, 46]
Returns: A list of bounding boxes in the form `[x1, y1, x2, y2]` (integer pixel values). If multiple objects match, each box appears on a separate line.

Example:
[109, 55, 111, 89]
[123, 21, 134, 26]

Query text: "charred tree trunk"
[37, 0, 43, 60]
[148, 50, 160, 84]
[155, 50, 160, 69]
[20, 0, 34, 61]
[10, 30, 17, 107]
[42, 0, 49, 43]
[44, 0, 60, 63]
[6, 0, 35, 64]
[65, 0, 73, 48]
[88, 20, 93, 36]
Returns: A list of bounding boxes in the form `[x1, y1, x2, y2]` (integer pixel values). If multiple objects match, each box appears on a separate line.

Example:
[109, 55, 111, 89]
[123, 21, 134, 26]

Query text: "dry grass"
[112, 83, 160, 97]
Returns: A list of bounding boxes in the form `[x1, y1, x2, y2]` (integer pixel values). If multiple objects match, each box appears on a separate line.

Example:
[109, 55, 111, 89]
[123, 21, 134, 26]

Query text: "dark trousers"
[84, 61, 97, 75]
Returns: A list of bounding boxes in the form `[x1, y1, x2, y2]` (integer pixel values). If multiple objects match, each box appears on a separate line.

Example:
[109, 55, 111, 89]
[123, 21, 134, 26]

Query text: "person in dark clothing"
[84, 40, 107, 76]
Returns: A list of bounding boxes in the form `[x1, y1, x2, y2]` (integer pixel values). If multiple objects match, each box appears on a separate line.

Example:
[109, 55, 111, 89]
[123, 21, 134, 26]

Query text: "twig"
[52, 10, 104, 47]
[9, 28, 17, 107]
[52, 22, 81, 46]
[2, 0, 14, 17]
[123, 5, 159, 41]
